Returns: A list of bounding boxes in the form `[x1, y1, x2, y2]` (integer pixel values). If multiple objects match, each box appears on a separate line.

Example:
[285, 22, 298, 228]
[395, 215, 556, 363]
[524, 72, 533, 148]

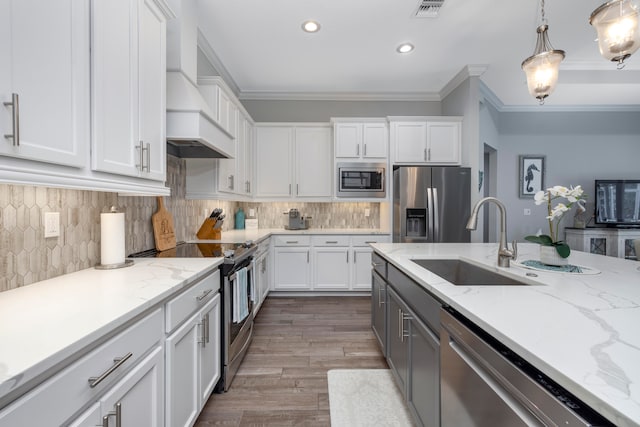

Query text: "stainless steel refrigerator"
[393, 166, 471, 243]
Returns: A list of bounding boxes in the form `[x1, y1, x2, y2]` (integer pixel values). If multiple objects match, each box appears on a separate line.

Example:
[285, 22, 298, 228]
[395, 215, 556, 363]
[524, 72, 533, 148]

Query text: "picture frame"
[519, 155, 545, 198]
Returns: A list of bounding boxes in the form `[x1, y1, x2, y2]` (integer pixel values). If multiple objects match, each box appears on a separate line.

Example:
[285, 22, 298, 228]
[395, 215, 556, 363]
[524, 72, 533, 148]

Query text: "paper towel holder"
[95, 206, 134, 270]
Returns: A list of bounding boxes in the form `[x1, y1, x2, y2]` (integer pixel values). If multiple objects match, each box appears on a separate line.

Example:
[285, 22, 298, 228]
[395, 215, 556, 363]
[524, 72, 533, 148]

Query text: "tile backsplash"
[0, 156, 381, 291]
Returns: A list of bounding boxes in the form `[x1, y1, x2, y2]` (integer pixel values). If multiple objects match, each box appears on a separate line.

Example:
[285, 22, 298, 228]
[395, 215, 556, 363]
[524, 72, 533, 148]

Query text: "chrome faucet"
[466, 197, 517, 267]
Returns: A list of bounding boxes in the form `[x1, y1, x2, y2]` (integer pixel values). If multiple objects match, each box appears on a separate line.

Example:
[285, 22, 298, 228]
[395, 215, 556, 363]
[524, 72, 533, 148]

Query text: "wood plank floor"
[195, 296, 388, 426]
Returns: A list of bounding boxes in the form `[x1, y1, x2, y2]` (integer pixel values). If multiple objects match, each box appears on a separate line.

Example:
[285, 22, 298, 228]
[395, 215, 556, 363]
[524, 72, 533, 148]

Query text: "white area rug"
[327, 369, 414, 426]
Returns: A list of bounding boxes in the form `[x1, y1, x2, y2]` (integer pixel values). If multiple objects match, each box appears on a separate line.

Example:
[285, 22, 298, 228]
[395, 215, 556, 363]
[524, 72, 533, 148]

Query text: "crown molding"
[439, 64, 488, 100]
[238, 91, 440, 102]
[197, 30, 241, 97]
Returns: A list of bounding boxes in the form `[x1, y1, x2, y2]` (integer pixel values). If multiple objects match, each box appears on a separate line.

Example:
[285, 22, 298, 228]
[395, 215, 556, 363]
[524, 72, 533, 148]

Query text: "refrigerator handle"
[427, 187, 434, 241]
[433, 187, 440, 242]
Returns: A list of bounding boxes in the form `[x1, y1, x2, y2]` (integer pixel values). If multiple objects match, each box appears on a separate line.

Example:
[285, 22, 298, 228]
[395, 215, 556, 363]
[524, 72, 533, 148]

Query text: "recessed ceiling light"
[397, 43, 415, 54]
[302, 20, 321, 33]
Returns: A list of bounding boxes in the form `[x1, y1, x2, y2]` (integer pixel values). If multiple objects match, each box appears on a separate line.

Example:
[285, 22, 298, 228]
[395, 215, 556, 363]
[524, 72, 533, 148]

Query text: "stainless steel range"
[129, 241, 257, 392]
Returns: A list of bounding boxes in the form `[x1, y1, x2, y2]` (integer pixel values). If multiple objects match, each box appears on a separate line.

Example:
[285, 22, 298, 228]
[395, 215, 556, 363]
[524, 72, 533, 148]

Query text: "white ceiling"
[196, 0, 640, 109]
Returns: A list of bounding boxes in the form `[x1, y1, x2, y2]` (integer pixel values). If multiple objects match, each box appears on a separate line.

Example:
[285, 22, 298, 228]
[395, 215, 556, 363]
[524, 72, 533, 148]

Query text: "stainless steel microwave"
[337, 162, 386, 198]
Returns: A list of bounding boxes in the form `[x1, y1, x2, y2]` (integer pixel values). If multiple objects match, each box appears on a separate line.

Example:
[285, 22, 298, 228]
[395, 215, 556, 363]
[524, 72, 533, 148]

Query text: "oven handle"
[228, 257, 255, 282]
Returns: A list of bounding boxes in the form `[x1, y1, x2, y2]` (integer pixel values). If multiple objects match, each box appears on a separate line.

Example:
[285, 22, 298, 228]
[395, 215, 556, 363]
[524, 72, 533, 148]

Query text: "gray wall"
[485, 110, 640, 243]
[240, 99, 441, 122]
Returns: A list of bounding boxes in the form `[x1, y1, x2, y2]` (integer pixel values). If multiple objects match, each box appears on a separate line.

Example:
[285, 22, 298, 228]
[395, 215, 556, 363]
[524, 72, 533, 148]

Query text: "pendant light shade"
[522, 24, 565, 104]
[590, 0, 640, 67]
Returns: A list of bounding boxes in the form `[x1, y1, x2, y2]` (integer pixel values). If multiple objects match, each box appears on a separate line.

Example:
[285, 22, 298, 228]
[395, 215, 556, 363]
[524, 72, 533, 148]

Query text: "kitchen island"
[371, 242, 640, 427]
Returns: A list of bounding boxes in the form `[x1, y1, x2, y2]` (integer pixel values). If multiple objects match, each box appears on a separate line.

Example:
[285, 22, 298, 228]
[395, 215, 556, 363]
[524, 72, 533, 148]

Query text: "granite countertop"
[0, 257, 223, 406]
[190, 228, 390, 244]
[370, 242, 640, 427]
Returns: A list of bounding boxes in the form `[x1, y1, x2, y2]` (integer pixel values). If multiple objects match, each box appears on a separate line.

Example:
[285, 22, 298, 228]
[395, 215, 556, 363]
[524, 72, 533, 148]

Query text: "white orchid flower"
[534, 191, 548, 205]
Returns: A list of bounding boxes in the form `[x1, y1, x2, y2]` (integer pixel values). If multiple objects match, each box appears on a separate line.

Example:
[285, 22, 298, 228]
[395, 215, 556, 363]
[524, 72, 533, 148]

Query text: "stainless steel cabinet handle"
[307, 251, 310, 263]
[88, 352, 133, 388]
[398, 308, 403, 341]
[356, 144, 360, 156]
[196, 288, 213, 301]
[286, 240, 299, 244]
[378, 286, 385, 307]
[402, 312, 412, 341]
[346, 251, 349, 263]
[205, 313, 210, 344]
[296, 183, 299, 195]
[144, 142, 150, 172]
[371, 262, 383, 267]
[364, 143, 367, 156]
[423, 148, 427, 161]
[4, 93, 19, 146]
[325, 240, 338, 244]
[115, 403, 122, 427]
[428, 148, 431, 161]
[137, 141, 144, 171]
[289, 184, 292, 195]
[365, 241, 377, 244]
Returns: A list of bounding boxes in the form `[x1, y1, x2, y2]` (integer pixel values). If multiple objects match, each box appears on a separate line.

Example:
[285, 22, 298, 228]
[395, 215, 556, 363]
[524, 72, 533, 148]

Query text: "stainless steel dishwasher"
[440, 306, 614, 427]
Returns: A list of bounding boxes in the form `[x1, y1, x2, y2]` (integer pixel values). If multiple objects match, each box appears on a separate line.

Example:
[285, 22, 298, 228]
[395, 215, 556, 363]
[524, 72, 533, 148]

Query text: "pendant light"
[590, 0, 640, 68]
[521, 0, 565, 104]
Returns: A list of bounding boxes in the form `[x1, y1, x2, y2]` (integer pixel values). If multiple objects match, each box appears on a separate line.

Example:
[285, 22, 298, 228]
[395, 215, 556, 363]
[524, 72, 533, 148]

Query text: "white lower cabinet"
[253, 239, 271, 316]
[0, 309, 164, 427]
[272, 234, 390, 292]
[166, 293, 220, 427]
[69, 346, 165, 427]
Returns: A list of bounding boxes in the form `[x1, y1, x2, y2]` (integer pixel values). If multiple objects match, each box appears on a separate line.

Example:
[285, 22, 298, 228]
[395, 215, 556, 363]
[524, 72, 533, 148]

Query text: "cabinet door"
[393, 122, 427, 163]
[371, 271, 387, 355]
[91, 0, 139, 177]
[351, 247, 373, 290]
[313, 247, 350, 290]
[335, 123, 361, 158]
[99, 346, 164, 427]
[217, 116, 240, 194]
[295, 127, 332, 198]
[408, 317, 440, 427]
[386, 288, 409, 396]
[273, 247, 311, 290]
[138, 0, 167, 181]
[199, 295, 221, 406]
[0, 0, 89, 167]
[165, 311, 200, 427]
[426, 121, 460, 164]
[244, 121, 254, 195]
[362, 123, 387, 159]
[255, 126, 293, 197]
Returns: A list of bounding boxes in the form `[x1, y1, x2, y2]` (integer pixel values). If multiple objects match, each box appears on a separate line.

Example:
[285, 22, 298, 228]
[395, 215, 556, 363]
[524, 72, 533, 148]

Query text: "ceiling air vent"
[414, 0, 445, 18]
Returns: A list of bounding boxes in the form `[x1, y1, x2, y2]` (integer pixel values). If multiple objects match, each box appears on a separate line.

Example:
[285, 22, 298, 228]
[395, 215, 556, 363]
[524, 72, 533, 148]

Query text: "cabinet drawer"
[311, 235, 350, 246]
[165, 272, 221, 333]
[273, 235, 311, 246]
[0, 308, 163, 427]
[371, 251, 387, 279]
[351, 235, 390, 246]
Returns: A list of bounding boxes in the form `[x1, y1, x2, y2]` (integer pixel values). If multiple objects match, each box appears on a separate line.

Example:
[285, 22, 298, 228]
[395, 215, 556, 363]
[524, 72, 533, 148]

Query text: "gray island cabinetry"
[372, 253, 441, 427]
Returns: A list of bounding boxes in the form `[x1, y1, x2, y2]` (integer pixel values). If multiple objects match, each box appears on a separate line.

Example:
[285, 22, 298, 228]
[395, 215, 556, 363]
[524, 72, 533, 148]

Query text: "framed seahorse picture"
[519, 155, 545, 198]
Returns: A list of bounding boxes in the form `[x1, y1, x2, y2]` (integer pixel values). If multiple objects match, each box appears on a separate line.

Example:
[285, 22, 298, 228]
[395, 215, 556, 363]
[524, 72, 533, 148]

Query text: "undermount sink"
[412, 259, 530, 286]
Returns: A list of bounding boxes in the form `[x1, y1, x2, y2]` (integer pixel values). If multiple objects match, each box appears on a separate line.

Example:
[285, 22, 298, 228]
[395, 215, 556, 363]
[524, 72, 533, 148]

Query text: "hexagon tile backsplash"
[1, 156, 381, 292]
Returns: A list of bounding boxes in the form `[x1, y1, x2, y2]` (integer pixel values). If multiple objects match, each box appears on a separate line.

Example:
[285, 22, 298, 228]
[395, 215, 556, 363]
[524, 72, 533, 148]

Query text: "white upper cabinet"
[0, 0, 90, 167]
[255, 124, 332, 200]
[391, 117, 462, 165]
[91, 0, 172, 182]
[334, 120, 388, 160]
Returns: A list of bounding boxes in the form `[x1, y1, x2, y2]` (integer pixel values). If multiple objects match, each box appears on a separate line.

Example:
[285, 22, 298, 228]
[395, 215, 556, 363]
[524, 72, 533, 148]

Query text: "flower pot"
[539, 245, 569, 266]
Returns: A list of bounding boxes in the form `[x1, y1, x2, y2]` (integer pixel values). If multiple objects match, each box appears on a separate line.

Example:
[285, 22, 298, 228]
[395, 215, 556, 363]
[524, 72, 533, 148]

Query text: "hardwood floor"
[195, 296, 388, 426]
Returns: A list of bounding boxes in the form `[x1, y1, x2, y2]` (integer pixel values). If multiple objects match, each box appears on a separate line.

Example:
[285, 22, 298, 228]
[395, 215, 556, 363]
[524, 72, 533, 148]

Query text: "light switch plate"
[44, 212, 60, 238]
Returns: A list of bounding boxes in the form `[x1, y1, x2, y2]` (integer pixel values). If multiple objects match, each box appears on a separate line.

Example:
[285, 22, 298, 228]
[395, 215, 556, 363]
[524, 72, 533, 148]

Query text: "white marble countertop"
[370, 242, 640, 427]
[0, 257, 223, 405]
[189, 227, 390, 244]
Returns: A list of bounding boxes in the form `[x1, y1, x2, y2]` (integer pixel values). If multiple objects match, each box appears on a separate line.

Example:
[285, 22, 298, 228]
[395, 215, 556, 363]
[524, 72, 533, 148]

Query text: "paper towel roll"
[101, 209, 125, 265]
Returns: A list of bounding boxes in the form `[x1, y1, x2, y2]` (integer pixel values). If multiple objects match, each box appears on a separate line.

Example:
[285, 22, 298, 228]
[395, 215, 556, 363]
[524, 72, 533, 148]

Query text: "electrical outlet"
[524, 208, 531, 216]
[44, 212, 60, 238]
[364, 208, 370, 217]
[249, 208, 256, 217]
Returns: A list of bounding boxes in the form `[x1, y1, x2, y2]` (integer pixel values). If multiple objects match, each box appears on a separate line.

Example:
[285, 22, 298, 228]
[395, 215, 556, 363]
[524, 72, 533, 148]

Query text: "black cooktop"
[128, 241, 255, 263]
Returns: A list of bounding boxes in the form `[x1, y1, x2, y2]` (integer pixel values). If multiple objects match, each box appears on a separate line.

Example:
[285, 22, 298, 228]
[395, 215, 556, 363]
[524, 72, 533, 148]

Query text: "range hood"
[165, 0, 233, 159]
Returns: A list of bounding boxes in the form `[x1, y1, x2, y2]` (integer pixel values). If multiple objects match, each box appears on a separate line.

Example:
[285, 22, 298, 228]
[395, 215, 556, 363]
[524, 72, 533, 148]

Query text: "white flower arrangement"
[526, 185, 587, 258]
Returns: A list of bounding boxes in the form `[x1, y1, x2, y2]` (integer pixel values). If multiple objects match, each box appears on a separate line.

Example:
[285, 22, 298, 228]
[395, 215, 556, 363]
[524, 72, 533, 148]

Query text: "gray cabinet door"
[408, 316, 440, 427]
[386, 287, 409, 394]
[371, 271, 387, 355]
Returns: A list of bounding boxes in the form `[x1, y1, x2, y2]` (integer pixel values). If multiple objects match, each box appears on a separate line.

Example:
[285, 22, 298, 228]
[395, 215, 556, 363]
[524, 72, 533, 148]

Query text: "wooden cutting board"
[152, 197, 176, 251]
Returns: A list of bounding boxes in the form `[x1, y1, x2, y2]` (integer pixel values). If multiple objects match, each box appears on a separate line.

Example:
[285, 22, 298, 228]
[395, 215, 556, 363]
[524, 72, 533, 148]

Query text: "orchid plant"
[525, 185, 587, 258]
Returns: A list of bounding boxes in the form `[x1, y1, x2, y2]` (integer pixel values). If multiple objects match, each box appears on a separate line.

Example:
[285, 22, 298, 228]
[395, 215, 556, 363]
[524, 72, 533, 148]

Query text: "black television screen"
[595, 180, 640, 227]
